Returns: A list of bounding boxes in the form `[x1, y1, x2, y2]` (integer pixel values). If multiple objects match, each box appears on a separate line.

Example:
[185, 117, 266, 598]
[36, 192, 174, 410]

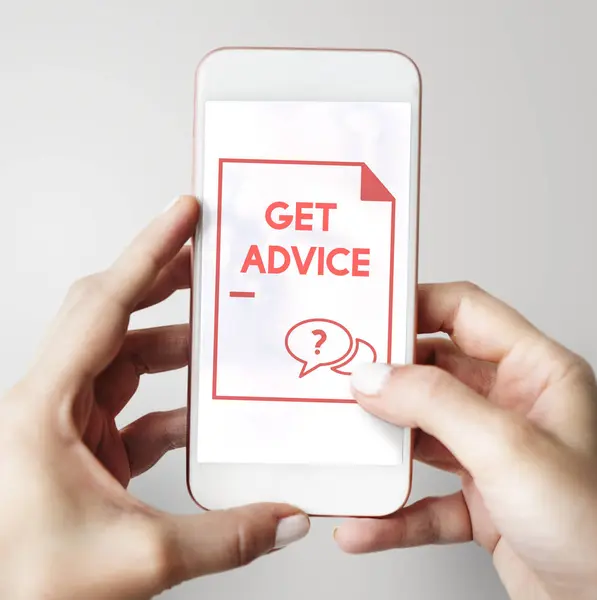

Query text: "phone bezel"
[187, 47, 421, 517]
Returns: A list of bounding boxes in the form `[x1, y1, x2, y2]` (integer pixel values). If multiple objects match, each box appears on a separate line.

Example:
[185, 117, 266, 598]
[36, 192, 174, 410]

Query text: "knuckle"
[357, 524, 390, 551]
[129, 241, 161, 279]
[453, 280, 484, 297]
[417, 365, 454, 399]
[569, 354, 596, 385]
[138, 410, 185, 452]
[232, 517, 263, 568]
[136, 410, 181, 444]
[539, 340, 595, 386]
[454, 282, 484, 316]
[138, 409, 166, 430]
[66, 270, 129, 317]
[411, 496, 441, 544]
[399, 365, 456, 419]
[133, 519, 173, 590]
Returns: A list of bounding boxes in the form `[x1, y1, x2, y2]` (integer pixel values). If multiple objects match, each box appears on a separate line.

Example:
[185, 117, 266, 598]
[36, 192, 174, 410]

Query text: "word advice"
[240, 202, 370, 277]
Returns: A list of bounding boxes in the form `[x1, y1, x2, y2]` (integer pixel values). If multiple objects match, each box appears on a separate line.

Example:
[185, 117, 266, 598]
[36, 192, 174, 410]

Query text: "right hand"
[335, 282, 597, 600]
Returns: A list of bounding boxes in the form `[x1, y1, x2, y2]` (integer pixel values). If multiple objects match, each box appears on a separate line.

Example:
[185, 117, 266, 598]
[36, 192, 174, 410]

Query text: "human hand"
[0, 196, 309, 600]
[335, 282, 597, 600]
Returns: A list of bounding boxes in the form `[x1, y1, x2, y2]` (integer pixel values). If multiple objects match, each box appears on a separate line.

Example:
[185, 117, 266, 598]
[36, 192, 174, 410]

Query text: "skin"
[2, 196, 596, 598]
[0, 196, 308, 600]
[335, 282, 597, 600]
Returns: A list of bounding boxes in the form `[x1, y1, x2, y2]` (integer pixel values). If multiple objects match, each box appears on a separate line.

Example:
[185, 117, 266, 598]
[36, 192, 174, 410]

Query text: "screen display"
[196, 101, 413, 466]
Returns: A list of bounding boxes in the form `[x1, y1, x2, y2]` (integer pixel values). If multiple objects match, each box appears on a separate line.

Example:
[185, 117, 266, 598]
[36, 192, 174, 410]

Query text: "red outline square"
[212, 158, 396, 403]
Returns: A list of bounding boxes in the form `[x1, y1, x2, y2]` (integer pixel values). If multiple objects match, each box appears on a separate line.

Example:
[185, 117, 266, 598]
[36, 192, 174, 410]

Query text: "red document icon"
[212, 159, 396, 403]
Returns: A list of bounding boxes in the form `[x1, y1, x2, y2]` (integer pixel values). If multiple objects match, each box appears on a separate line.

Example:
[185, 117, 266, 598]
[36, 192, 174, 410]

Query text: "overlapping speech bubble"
[284, 318, 377, 378]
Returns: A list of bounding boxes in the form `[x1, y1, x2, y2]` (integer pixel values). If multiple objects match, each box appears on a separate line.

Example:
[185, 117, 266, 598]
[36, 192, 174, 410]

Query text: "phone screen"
[196, 101, 413, 466]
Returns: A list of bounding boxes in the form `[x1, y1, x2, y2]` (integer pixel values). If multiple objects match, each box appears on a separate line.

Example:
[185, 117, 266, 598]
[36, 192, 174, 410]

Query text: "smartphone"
[187, 47, 420, 517]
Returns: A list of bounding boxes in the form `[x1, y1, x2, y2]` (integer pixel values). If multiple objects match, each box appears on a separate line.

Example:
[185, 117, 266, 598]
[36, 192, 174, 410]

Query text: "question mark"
[311, 329, 327, 355]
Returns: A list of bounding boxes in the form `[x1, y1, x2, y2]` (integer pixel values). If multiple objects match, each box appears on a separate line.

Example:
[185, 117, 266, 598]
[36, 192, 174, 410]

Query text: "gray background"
[1, 1, 595, 598]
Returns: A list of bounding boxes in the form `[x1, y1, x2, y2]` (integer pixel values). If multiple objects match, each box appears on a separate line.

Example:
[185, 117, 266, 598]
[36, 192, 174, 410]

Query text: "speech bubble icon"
[285, 318, 354, 378]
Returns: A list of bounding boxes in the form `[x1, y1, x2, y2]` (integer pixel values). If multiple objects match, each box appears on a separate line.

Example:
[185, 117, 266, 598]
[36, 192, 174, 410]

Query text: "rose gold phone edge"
[185, 46, 422, 517]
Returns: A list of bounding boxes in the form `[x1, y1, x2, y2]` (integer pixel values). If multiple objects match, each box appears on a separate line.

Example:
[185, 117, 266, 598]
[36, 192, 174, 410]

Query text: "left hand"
[0, 195, 309, 600]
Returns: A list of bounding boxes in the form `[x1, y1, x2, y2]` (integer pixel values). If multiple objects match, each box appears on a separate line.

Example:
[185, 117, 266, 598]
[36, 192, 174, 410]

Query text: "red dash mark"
[229, 291, 255, 298]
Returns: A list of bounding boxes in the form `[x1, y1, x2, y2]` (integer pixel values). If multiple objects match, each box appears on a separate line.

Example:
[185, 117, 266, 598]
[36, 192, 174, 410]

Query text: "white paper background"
[216, 161, 392, 400]
[197, 101, 412, 465]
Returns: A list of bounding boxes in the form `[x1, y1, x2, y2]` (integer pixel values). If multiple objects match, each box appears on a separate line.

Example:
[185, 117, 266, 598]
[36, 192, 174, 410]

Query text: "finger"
[416, 337, 496, 397]
[419, 287, 597, 456]
[121, 324, 189, 374]
[95, 324, 189, 417]
[414, 431, 462, 474]
[350, 362, 539, 480]
[134, 245, 192, 311]
[120, 408, 186, 477]
[413, 338, 497, 474]
[153, 505, 310, 590]
[414, 337, 496, 473]
[334, 492, 471, 553]
[32, 196, 198, 396]
[417, 282, 542, 362]
[109, 196, 198, 311]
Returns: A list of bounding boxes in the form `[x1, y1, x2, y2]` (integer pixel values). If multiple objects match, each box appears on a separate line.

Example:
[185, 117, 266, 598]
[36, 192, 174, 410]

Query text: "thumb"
[350, 362, 537, 481]
[154, 504, 309, 591]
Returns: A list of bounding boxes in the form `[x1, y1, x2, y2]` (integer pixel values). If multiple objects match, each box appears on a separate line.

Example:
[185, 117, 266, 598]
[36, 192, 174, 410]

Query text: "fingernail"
[351, 363, 393, 396]
[162, 196, 180, 213]
[273, 514, 310, 549]
[332, 526, 338, 539]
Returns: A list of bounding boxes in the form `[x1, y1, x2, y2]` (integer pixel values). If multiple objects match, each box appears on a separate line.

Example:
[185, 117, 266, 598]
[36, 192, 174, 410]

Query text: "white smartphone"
[187, 47, 420, 517]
